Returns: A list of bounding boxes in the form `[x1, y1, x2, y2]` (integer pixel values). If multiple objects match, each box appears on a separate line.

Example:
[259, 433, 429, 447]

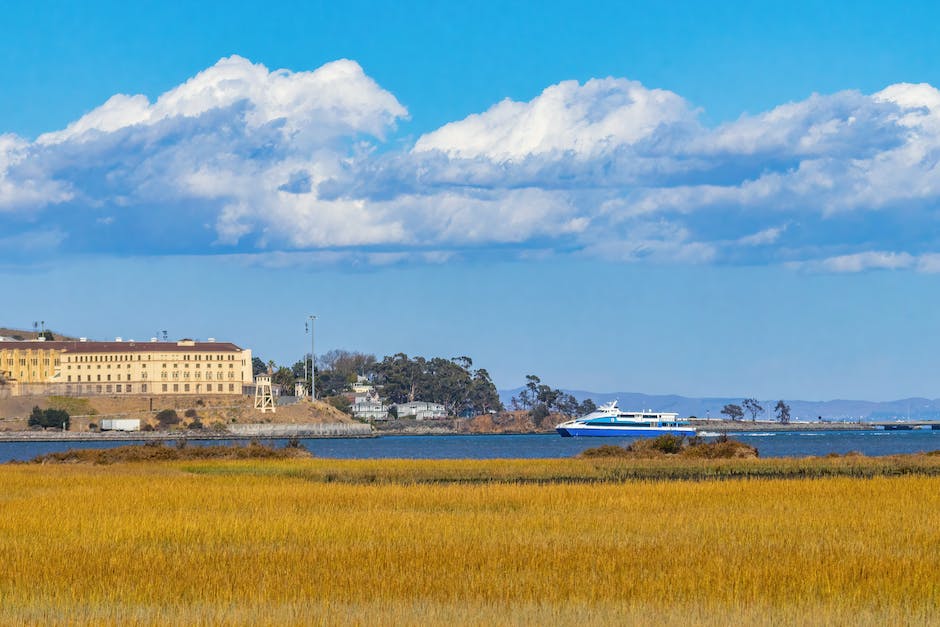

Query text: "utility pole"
[308, 315, 317, 400]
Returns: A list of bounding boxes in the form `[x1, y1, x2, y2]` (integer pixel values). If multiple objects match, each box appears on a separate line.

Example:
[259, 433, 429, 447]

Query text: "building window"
[126, 384, 133, 393]
[116, 384, 122, 393]
[106, 385, 112, 393]
[229, 384, 235, 392]
[162, 384, 168, 392]
[141, 384, 147, 393]
[184, 384, 190, 392]
[173, 384, 179, 392]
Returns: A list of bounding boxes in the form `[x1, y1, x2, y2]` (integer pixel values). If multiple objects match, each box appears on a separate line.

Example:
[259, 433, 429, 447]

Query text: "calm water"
[3, 430, 940, 463]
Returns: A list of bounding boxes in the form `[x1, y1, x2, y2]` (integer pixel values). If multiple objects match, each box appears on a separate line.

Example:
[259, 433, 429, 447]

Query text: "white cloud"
[414, 77, 697, 160]
[6, 59, 940, 271]
[799, 251, 915, 273]
[738, 225, 787, 246]
[39, 56, 407, 145]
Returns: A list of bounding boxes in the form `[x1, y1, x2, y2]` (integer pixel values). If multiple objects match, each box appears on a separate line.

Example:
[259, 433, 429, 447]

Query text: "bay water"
[2, 429, 940, 463]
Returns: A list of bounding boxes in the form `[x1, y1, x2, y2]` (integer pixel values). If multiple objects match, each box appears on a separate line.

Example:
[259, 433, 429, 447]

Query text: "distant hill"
[499, 387, 940, 422]
[0, 327, 80, 341]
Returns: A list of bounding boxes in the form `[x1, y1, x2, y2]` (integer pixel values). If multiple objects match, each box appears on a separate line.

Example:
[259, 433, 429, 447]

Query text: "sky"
[4, 0, 940, 400]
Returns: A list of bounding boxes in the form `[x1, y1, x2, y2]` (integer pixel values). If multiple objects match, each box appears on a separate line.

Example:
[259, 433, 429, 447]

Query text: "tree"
[720, 403, 744, 421]
[531, 404, 550, 428]
[775, 400, 791, 425]
[742, 398, 764, 422]
[271, 366, 294, 389]
[578, 398, 597, 416]
[28, 406, 70, 429]
[251, 357, 266, 377]
[468, 368, 502, 415]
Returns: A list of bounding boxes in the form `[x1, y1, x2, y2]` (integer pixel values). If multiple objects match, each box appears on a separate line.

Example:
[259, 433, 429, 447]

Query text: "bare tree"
[720, 403, 744, 421]
[775, 400, 791, 425]
[742, 398, 764, 422]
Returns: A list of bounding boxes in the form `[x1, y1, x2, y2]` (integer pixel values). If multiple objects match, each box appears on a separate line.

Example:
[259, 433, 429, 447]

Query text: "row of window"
[63, 384, 147, 393]
[66, 353, 240, 363]
[161, 371, 234, 380]
[161, 383, 237, 393]
[67, 374, 133, 382]
[59, 383, 239, 394]
[6, 358, 57, 366]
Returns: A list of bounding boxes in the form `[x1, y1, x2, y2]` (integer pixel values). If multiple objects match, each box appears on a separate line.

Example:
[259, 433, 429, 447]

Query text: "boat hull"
[557, 425, 697, 437]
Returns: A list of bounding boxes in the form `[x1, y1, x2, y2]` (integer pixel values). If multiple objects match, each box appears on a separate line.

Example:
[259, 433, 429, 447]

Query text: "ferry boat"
[556, 401, 696, 437]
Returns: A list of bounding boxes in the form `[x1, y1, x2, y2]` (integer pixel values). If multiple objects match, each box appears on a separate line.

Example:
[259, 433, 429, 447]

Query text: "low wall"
[228, 423, 373, 437]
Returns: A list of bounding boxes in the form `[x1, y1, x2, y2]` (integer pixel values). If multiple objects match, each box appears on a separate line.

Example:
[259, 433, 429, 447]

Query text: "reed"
[1, 459, 938, 624]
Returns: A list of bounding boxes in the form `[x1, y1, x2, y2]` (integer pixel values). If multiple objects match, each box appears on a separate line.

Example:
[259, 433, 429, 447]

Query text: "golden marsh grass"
[1, 457, 939, 624]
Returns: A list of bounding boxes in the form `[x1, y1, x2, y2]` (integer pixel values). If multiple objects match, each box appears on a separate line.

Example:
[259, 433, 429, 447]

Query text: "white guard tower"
[254, 374, 275, 413]
[294, 378, 308, 399]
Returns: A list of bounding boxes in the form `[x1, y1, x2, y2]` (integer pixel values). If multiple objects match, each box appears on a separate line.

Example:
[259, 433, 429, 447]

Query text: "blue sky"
[4, 0, 940, 400]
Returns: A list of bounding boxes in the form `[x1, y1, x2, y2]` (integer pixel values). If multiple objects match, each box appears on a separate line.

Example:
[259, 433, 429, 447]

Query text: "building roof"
[0, 340, 245, 353]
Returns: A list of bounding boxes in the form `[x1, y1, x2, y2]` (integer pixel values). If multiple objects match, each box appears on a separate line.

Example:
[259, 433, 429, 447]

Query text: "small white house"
[351, 388, 388, 420]
[393, 401, 447, 420]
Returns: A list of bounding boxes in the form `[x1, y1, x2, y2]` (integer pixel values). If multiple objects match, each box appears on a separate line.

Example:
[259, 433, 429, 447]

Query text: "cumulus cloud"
[4, 57, 940, 271]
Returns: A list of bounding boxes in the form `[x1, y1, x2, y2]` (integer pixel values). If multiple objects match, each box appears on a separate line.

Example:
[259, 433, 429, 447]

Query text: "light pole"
[308, 315, 317, 400]
[303, 320, 308, 398]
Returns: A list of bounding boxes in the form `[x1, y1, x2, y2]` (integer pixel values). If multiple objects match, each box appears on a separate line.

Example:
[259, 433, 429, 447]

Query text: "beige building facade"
[0, 339, 252, 397]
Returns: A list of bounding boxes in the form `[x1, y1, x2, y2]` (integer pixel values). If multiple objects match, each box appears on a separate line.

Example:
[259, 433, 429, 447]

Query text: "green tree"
[742, 398, 764, 422]
[28, 406, 70, 429]
[775, 400, 791, 425]
[251, 357, 266, 376]
[720, 403, 744, 421]
[271, 366, 294, 389]
[578, 398, 597, 416]
[468, 368, 502, 415]
[531, 404, 551, 428]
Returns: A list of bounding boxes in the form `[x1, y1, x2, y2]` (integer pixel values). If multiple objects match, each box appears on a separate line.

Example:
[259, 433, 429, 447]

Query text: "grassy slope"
[1, 457, 940, 624]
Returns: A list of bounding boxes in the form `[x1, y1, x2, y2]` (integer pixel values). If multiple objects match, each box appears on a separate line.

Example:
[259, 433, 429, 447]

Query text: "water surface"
[3, 430, 940, 463]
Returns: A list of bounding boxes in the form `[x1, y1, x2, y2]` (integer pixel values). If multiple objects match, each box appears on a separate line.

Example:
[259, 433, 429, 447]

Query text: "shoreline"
[0, 421, 893, 442]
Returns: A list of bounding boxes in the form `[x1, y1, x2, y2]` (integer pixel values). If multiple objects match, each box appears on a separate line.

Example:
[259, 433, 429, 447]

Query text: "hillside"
[0, 327, 80, 341]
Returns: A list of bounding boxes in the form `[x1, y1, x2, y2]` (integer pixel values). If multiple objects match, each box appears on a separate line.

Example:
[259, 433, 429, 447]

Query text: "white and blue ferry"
[556, 401, 696, 437]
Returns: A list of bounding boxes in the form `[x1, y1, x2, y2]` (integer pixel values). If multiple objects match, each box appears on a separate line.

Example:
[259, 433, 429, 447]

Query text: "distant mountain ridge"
[498, 387, 940, 422]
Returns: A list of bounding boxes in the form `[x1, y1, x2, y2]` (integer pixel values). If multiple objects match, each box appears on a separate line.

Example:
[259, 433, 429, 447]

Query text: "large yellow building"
[0, 339, 252, 397]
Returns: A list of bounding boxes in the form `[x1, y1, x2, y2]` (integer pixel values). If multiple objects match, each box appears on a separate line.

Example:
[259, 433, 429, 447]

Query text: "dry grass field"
[1, 456, 939, 625]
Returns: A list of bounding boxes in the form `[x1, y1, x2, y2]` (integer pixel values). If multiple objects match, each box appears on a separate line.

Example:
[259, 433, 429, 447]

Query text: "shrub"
[155, 409, 179, 428]
[187, 418, 204, 430]
[580, 435, 758, 459]
[184, 408, 198, 419]
[580, 445, 632, 458]
[627, 435, 685, 455]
